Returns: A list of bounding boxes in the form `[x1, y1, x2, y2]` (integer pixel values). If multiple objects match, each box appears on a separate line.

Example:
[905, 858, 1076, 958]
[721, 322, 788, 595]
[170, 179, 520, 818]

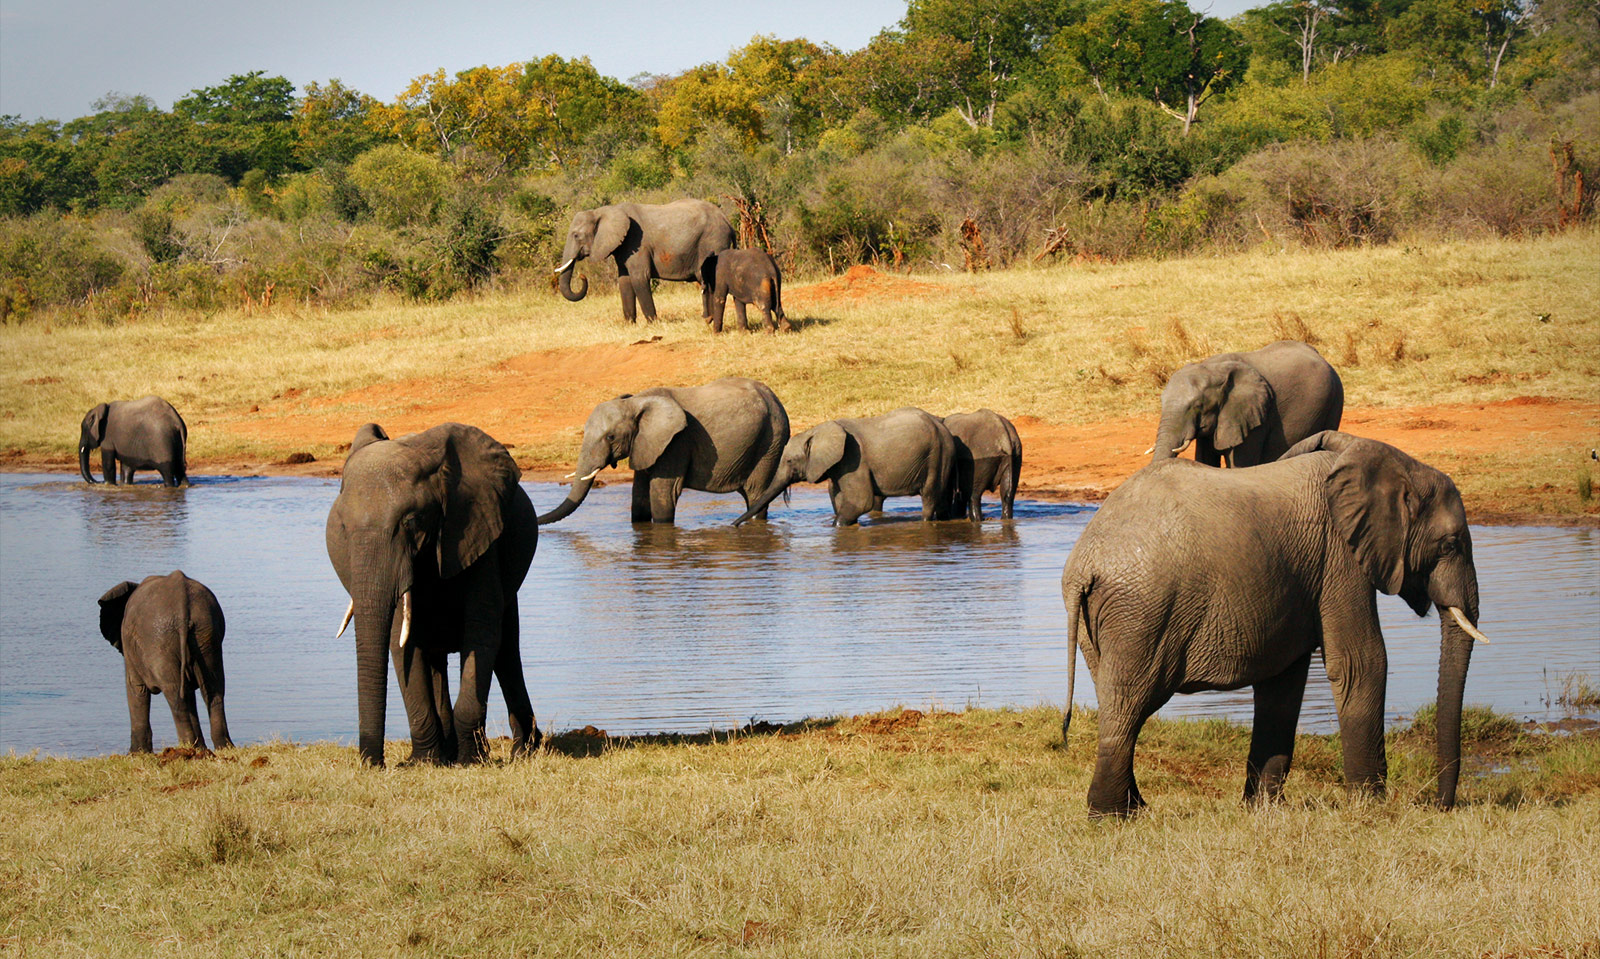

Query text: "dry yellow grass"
[2, 706, 1596, 957]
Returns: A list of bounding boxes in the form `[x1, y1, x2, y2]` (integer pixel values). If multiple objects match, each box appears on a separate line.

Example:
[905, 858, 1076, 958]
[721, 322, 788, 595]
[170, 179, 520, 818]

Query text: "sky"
[1, 0, 1258, 123]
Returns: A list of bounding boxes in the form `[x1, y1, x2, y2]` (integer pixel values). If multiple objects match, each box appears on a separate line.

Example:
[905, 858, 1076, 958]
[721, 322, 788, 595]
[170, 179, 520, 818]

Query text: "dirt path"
[10, 338, 1595, 524]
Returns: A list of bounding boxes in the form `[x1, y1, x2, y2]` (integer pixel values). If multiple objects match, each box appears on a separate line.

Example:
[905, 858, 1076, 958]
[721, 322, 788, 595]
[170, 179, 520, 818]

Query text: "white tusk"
[335, 599, 354, 638]
[576, 467, 602, 482]
[552, 258, 575, 275]
[562, 471, 577, 479]
[398, 591, 412, 648]
[1447, 606, 1490, 644]
[1172, 439, 1193, 455]
[1141, 444, 1156, 455]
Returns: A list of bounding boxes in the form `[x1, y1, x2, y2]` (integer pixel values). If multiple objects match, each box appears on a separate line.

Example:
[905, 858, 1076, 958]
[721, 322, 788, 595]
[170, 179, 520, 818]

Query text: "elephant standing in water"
[326, 423, 539, 767]
[98, 571, 231, 753]
[1060, 431, 1489, 818]
[539, 377, 790, 525]
[555, 199, 735, 323]
[733, 408, 957, 527]
[944, 409, 1022, 520]
[1151, 340, 1342, 467]
[79, 395, 187, 486]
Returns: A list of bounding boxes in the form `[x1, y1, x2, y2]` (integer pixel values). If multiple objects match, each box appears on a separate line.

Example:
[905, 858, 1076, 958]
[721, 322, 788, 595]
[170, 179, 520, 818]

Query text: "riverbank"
[3, 232, 1596, 519]
[2, 705, 1596, 956]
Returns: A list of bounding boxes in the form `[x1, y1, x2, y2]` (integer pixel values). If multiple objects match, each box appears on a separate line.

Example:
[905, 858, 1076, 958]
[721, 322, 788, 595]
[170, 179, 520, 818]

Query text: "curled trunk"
[732, 476, 791, 526]
[537, 474, 597, 525]
[558, 265, 588, 302]
[1152, 409, 1197, 462]
[80, 446, 97, 483]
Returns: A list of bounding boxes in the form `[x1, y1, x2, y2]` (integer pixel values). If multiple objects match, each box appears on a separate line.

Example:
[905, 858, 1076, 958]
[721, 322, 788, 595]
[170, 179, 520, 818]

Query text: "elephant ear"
[1214, 362, 1273, 452]
[1324, 434, 1421, 603]
[629, 396, 687, 471]
[83, 404, 109, 446]
[591, 207, 633, 263]
[429, 425, 520, 579]
[347, 423, 389, 461]
[97, 581, 138, 650]
[805, 422, 849, 483]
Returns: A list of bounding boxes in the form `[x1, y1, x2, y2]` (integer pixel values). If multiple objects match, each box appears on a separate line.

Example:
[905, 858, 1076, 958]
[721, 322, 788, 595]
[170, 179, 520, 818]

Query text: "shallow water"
[0, 473, 1595, 757]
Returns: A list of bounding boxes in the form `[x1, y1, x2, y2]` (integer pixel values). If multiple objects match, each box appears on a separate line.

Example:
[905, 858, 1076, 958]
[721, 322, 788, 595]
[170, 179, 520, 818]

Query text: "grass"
[1, 705, 1596, 956]
[1, 231, 1596, 512]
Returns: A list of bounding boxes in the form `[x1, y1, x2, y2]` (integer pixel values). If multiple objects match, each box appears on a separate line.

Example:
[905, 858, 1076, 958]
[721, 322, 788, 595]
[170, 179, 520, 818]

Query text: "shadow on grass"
[534, 716, 842, 759]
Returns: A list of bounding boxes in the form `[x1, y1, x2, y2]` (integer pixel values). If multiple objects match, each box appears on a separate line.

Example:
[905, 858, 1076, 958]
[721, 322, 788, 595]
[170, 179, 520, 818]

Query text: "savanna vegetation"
[1, 0, 1597, 322]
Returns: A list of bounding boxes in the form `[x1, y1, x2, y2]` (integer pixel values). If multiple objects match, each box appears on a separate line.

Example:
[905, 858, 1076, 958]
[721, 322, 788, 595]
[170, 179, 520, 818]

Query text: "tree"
[901, 0, 1082, 126]
[174, 71, 299, 179]
[517, 55, 649, 168]
[295, 79, 386, 166]
[1388, 0, 1529, 85]
[834, 31, 983, 126]
[1241, 0, 1344, 82]
[1051, 0, 1249, 134]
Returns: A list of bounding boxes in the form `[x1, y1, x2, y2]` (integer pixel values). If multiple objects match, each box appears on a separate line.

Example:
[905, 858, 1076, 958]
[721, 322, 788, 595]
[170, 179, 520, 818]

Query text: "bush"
[347, 145, 449, 228]
[0, 215, 124, 320]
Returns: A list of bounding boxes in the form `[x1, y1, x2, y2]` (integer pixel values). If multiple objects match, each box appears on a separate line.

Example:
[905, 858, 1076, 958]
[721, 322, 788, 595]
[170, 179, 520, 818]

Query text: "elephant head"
[731, 422, 850, 526]
[97, 580, 138, 652]
[554, 206, 633, 302]
[537, 395, 687, 525]
[1153, 360, 1273, 466]
[325, 422, 519, 766]
[1285, 430, 1489, 808]
[79, 403, 110, 483]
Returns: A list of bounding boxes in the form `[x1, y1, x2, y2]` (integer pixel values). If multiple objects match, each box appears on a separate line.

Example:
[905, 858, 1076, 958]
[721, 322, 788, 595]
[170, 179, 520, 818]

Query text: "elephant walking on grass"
[538, 377, 790, 525]
[79, 395, 187, 486]
[98, 571, 231, 753]
[326, 423, 539, 767]
[1151, 340, 1342, 467]
[555, 199, 735, 324]
[733, 408, 957, 527]
[1061, 431, 1489, 818]
[708, 248, 790, 334]
[944, 409, 1022, 520]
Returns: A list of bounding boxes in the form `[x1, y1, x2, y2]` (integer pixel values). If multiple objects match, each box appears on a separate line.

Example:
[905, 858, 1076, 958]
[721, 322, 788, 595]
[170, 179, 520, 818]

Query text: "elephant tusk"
[335, 599, 354, 638]
[398, 591, 412, 648]
[1172, 439, 1193, 455]
[1141, 444, 1156, 456]
[1447, 606, 1490, 644]
[562, 471, 577, 479]
[576, 466, 603, 483]
[553, 258, 575, 275]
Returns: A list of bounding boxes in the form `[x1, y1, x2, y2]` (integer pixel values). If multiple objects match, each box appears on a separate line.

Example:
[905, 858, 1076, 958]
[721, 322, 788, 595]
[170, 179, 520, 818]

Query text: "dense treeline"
[1, 0, 1596, 320]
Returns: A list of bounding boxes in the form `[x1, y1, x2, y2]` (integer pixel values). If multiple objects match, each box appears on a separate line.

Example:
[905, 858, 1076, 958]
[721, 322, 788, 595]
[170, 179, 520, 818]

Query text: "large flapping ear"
[805, 422, 849, 483]
[1214, 362, 1273, 452]
[591, 207, 632, 263]
[347, 423, 389, 461]
[1323, 433, 1419, 598]
[83, 404, 110, 447]
[629, 397, 687, 472]
[427, 424, 519, 579]
[97, 581, 138, 650]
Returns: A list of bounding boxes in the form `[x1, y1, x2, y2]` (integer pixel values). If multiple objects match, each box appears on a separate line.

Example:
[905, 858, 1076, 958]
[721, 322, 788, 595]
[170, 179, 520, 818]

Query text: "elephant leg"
[453, 646, 496, 764]
[630, 470, 654, 523]
[494, 609, 539, 757]
[427, 646, 458, 761]
[102, 450, 117, 484]
[1243, 651, 1313, 804]
[196, 651, 232, 749]
[1323, 616, 1390, 797]
[120, 463, 134, 484]
[618, 273, 638, 323]
[648, 471, 684, 524]
[167, 686, 207, 749]
[1087, 683, 1167, 817]
[392, 641, 449, 764]
[831, 487, 865, 526]
[632, 276, 658, 323]
[710, 294, 724, 333]
[735, 299, 750, 333]
[869, 495, 885, 515]
[127, 678, 153, 754]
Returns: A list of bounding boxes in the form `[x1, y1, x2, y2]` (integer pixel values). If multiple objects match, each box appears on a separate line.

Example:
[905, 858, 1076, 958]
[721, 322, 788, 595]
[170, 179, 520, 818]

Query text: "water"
[1, 473, 1595, 757]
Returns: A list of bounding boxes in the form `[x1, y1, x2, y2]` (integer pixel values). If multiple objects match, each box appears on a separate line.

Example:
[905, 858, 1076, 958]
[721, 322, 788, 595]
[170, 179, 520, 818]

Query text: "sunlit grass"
[1, 705, 1595, 956]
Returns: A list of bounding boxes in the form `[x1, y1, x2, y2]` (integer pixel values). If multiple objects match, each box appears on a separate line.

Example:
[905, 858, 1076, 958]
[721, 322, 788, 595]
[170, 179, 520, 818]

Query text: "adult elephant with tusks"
[555, 199, 735, 323]
[1060, 431, 1490, 818]
[79, 395, 187, 486]
[325, 422, 540, 767]
[1150, 340, 1342, 467]
[732, 408, 958, 527]
[538, 378, 790, 525]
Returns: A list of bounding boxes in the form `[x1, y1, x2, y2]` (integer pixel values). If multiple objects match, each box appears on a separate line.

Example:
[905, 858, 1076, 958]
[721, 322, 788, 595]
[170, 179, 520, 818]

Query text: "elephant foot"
[511, 726, 543, 759]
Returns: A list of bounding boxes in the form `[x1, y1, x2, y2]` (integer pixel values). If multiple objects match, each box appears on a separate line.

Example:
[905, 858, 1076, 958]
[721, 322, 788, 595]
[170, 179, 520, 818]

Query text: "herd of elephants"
[75, 201, 1491, 818]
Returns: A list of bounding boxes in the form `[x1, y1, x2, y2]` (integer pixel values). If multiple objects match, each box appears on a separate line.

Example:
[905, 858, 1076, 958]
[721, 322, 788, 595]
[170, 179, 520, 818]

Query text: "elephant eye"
[1439, 536, 1458, 556]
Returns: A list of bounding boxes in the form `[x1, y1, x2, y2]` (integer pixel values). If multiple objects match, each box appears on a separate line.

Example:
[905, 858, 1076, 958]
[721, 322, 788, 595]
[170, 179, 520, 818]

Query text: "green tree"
[347, 144, 450, 227]
[174, 71, 299, 178]
[517, 54, 650, 168]
[901, 0, 1083, 125]
[295, 79, 386, 166]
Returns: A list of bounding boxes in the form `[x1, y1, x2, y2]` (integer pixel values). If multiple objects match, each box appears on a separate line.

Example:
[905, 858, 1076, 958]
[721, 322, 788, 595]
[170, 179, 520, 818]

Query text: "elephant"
[944, 409, 1022, 521]
[1150, 340, 1343, 467]
[732, 408, 958, 527]
[708, 248, 790, 334]
[555, 199, 736, 324]
[79, 395, 188, 486]
[537, 377, 790, 526]
[325, 422, 540, 767]
[1060, 431, 1489, 818]
[98, 571, 231, 753]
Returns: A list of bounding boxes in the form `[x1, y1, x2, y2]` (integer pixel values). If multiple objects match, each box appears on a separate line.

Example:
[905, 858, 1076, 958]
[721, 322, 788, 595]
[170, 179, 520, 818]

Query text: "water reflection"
[0, 473, 1594, 757]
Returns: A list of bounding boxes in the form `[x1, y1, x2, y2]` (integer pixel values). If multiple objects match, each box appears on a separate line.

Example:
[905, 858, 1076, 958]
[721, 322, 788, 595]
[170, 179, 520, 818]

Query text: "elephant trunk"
[537, 446, 607, 525]
[1433, 592, 1482, 809]
[1151, 408, 1196, 462]
[732, 472, 793, 527]
[352, 592, 394, 767]
[558, 262, 588, 302]
[80, 446, 97, 484]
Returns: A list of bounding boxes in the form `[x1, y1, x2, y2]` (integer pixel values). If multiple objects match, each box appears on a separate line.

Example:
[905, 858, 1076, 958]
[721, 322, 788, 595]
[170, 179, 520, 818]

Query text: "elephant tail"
[1062, 579, 1089, 745]
[175, 576, 196, 697]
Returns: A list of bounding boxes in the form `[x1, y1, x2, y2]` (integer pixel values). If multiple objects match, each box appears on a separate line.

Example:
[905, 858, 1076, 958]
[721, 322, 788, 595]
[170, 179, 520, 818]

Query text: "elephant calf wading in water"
[555, 199, 735, 324]
[944, 409, 1022, 521]
[1060, 431, 1490, 818]
[538, 377, 790, 526]
[80, 395, 187, 486]
[733, 408, 958, 527]
[1151, 340, 1343, 468]
[98, 571, 231, 753]
[326, 423, 540, 767]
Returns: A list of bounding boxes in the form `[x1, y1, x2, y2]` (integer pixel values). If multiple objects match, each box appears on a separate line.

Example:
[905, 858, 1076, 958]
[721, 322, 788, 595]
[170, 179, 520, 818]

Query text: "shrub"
[0, 215, 124, 319]
[347, 145, 449, 228]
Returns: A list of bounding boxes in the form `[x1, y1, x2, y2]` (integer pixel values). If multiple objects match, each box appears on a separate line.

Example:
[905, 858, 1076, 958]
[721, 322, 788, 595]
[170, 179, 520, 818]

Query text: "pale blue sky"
[1, 0, 1258, 122]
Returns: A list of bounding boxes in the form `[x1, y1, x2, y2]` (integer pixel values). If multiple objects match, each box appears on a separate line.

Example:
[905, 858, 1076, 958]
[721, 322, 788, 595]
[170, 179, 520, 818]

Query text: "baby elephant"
[709, 249, 790, 334]
[79, 394, 188, 486]
[944, 409, 1023, 520]
[98, 571, 232, 753]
